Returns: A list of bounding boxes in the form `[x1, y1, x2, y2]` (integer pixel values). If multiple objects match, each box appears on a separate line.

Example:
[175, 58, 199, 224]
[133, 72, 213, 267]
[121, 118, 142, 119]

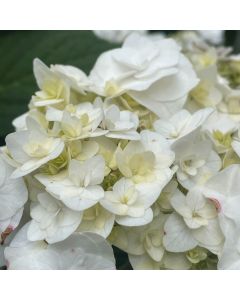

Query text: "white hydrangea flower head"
[203, 110, 238, 154]
[89, 33, 199, 118]
[30, 58, 70, 108]
[101, 178, 154, 226]
[95, 98, 140, 140]
[46, 101, 106, 140]
[5, 117, 65, 178]
[172, 129, 222, 189]
[163, 209, 223, 255]
[4, 31, 240, 270]
[116, 130, 175, 202]
[28, 192, 83, 244]
[35, 155, 105, 211]
[171, 188, 217, 229]
[154, 108, 213, 144]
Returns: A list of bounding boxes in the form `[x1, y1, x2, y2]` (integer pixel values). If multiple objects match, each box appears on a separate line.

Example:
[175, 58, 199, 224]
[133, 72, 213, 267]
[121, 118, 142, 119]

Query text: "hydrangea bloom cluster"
[2, 31, 240, 269]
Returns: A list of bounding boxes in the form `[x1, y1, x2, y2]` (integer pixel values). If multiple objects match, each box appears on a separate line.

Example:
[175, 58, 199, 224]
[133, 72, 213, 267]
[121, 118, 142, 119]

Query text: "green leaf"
[0, 30, 117, 138]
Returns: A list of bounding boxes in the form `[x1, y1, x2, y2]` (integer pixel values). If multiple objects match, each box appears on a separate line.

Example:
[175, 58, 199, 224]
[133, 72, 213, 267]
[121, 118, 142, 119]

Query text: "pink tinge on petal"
[210, 198, 222, 213]
[1, 226, 14, 245]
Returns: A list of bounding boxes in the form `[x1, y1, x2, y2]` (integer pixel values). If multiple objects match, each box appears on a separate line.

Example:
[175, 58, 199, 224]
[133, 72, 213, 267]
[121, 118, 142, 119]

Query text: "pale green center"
[23, 139, 53, 158]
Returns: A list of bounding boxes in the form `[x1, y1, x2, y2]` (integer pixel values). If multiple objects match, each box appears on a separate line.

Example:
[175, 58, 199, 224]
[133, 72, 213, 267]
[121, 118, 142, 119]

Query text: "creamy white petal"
[77, 204, 115, 238]
[129, 253, 161, 270]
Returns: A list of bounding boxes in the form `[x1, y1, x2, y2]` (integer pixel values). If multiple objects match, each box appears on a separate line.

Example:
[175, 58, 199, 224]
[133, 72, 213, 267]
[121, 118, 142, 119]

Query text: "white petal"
[163, 213, 198, 252]
[170, 189, 192, 218]
[69, 155, 105, 186]
[0, 157, 28, 222]
[192, 219, 224, 255]
[153, 119, 175, 138]
[116, 208, 153, 226]
[33, 58, 54, 90]
[5, 131, 30, 164]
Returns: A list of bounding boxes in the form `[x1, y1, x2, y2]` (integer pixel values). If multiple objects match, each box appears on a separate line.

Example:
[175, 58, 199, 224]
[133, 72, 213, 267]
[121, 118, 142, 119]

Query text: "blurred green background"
[0, 30, 118, 144]
[0, 30, 239, 145]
